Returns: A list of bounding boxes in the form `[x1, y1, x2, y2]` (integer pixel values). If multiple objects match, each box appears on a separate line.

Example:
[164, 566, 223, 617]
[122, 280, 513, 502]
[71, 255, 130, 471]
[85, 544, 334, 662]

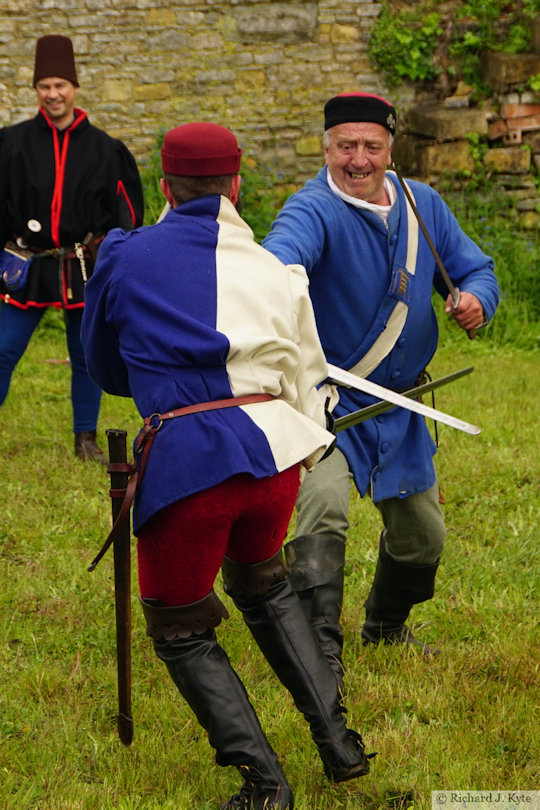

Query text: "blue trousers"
[0, 303, 101, 432]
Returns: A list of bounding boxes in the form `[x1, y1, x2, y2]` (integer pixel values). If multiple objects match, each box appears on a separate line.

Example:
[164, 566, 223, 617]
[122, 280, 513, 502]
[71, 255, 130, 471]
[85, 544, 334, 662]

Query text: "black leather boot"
[222, 552, 373, 784]
[284, 534, 346, 692]
[74, 430, 107, 464]
[361, 537, 440, 655]
[141, 592, 293, 810]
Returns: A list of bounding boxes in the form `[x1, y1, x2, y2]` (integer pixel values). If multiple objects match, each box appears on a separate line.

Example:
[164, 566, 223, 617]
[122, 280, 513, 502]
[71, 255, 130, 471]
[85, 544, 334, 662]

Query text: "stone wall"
[392, 27, 540, 230]
[0, 0, 392, 181]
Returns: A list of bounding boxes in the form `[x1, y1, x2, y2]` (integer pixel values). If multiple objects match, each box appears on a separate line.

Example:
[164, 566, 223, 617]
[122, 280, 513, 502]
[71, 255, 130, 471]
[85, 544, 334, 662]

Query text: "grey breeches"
[294, 447, 446, 565]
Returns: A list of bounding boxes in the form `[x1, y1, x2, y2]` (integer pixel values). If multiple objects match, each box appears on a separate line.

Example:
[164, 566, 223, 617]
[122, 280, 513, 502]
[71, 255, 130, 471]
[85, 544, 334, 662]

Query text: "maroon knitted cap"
[324, 92, 397, 134]
[33, 35, 78, 87]
[161, 123, 242, 176]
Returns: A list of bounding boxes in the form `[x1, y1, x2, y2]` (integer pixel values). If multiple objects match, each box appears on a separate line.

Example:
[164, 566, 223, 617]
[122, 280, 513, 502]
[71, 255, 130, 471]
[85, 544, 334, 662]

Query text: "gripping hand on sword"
[444, 290, 487, 333]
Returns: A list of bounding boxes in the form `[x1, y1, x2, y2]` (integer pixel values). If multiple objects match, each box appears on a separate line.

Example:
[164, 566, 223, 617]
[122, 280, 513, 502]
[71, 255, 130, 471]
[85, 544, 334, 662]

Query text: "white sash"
[347, 175, 419, 379]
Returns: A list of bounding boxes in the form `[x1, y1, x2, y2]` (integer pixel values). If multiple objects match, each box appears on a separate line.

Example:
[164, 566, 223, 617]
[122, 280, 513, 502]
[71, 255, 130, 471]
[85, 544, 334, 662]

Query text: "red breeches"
[137, 465, 300, 606]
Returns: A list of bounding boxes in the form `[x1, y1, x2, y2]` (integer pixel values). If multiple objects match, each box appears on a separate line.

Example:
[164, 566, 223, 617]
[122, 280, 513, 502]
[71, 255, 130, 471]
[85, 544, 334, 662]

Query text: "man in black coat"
[0, 34, 144, 461]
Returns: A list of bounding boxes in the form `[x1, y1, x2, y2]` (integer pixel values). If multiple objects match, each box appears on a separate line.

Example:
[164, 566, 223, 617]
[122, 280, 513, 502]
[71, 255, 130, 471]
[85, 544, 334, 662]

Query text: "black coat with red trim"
[0, 108, 144, 309]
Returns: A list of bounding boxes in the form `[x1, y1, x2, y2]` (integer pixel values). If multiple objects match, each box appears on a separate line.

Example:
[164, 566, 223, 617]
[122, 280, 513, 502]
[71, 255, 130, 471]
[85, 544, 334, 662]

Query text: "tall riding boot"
[284, 534, 346, 691]
[140, 590, 293, 810]
[222, 551, 373, 784]
[361, 536, 439, 655]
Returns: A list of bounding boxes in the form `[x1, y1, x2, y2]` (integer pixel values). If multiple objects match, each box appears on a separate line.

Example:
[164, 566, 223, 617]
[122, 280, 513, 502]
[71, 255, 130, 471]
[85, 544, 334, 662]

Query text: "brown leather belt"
[88, 392, 275, 572]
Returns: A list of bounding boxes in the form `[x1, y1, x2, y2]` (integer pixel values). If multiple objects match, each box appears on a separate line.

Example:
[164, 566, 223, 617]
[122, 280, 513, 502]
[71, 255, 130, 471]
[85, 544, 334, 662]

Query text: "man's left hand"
[444, 291, 486, 331]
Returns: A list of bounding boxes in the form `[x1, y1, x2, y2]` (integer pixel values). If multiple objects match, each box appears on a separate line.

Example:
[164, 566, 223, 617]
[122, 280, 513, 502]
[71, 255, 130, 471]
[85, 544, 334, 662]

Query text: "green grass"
[0, 310, 538, 808]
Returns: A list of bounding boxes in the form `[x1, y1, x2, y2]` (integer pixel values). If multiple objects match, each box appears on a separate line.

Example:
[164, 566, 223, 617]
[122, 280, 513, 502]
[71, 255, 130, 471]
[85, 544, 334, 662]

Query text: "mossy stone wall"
[0, 0, 392, 181]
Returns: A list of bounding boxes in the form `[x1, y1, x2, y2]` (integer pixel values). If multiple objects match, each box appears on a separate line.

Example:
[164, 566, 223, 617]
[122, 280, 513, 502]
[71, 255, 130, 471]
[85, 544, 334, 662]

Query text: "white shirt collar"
[327, 170, 395, 222]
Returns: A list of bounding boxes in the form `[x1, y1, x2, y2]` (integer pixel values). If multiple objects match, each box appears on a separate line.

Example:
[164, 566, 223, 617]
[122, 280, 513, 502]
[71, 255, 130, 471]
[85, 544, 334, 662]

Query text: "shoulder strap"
[347, 174, 419, 379]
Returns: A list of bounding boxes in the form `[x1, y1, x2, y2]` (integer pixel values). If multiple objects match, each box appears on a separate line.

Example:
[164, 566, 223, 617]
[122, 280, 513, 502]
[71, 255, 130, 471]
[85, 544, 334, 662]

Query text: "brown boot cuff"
[222, 548, 288, 600]
[140, 590, 229, 640]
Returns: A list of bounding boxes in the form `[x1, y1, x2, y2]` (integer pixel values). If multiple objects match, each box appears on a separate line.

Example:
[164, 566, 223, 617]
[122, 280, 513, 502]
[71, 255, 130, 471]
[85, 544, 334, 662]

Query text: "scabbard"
[106, 429, 134, 747]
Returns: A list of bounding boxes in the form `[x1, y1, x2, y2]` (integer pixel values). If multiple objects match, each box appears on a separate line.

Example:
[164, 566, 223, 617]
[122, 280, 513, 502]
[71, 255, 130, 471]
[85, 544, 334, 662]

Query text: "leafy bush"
[369, 0, 540, 94]
[439, 184, 539, 349]
[138, 128, 167, 225]
[367, 3, 442, 88]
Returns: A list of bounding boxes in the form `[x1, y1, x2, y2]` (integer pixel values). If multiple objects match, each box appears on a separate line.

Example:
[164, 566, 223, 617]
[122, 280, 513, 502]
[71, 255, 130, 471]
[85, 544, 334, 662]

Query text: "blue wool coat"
[263, 168, 499, 502]
[81, 194, 334, 532]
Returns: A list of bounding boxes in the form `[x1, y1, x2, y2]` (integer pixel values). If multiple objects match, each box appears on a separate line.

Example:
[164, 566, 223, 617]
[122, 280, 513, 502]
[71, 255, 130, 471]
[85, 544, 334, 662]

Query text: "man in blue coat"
[81, 122, 373, 810]
[263, 92, 499, 682]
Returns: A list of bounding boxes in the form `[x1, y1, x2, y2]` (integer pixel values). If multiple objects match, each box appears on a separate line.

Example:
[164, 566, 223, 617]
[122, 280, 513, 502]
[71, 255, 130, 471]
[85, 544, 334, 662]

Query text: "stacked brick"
[393, 19, 540, 230]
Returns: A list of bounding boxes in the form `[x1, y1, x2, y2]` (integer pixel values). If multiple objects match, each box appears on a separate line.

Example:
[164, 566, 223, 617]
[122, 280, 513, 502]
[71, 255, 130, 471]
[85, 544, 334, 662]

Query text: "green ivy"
[369, 0, 540, 94]
[367, 3, 442, 88]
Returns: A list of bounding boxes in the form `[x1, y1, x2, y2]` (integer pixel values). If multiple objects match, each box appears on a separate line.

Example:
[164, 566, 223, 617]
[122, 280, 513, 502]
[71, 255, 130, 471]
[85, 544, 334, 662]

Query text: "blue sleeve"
[81, 229, 132, 397]
[427, 187, 500, 321]
[262, 191, 327, 274]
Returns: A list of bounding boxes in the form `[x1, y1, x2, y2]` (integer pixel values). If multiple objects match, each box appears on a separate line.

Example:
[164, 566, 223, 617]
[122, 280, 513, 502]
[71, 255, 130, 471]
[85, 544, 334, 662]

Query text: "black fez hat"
[324, 92, 396, 135]
[33, 35, 78, 87]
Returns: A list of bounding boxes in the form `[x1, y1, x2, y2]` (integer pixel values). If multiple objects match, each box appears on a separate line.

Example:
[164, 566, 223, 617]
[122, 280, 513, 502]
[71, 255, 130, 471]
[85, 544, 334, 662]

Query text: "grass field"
[0, 310, 538, 809]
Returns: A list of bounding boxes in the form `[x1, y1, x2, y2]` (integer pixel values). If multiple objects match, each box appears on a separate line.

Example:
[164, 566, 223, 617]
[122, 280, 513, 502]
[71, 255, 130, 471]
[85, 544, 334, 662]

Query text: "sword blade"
[334, 367, 474, 432]
[327, 363, 480, 435]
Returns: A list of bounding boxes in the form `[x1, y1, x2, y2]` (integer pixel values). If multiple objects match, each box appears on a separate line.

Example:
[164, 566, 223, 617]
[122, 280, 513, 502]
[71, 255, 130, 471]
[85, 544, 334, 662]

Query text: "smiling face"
[324, 121, 392, 205]
[35, 77, 78, 129]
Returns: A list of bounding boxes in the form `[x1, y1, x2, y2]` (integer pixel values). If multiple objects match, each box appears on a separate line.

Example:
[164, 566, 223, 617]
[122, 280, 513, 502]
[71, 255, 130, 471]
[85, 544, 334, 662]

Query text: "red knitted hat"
[33, 35, 78, 87]
[324, 92, 396, 134]
[161, 123, 242, 176]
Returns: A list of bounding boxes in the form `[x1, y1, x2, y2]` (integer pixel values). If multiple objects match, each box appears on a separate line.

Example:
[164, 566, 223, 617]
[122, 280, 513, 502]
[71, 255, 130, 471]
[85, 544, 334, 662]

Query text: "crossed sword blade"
[328, 364, 480, 435]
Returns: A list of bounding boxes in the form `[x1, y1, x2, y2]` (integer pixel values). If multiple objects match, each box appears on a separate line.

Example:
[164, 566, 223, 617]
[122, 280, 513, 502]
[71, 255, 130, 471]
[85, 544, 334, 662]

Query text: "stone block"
[392, 135, 474, 176]
[483, 147, 531, 174]
[488, 119, 508, 140]
[234, 70, 266, 93]
[233, 3, 317, 41]
[146, 8, 176, 26]
[482, 52, 540, 91]
[521, 211, 540, 229]
[523, 131, 540, 151]
[515, 198, 540, 212]
[101, 80, 130, 103]
[501, 103, 540, 119]
[503, 130, 523, 145]
[407, 103, 488, 140]
[133, 83, 172, 102]
[507, 112, 540, 132]
[330, 24, 360, 43]
[295, 135, 322, 156]
[493, 173, 537, 190]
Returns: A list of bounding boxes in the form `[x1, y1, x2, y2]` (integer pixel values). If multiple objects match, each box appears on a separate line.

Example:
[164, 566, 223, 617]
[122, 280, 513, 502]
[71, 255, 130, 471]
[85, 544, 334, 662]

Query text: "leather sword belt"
[88, 392, 275, 572]
[21, 234, 105, 260]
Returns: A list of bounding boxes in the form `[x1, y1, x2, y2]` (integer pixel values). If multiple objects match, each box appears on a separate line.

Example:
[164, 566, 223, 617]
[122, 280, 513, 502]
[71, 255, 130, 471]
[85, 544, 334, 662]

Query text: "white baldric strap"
[347, 175, 419, 379]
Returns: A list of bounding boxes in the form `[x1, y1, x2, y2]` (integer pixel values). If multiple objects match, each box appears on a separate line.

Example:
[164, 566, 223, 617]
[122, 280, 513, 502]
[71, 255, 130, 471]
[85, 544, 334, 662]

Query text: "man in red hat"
[0, 35, 143, 462]
[81, 121, 374, 809]
[263, 92, 499, 678]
